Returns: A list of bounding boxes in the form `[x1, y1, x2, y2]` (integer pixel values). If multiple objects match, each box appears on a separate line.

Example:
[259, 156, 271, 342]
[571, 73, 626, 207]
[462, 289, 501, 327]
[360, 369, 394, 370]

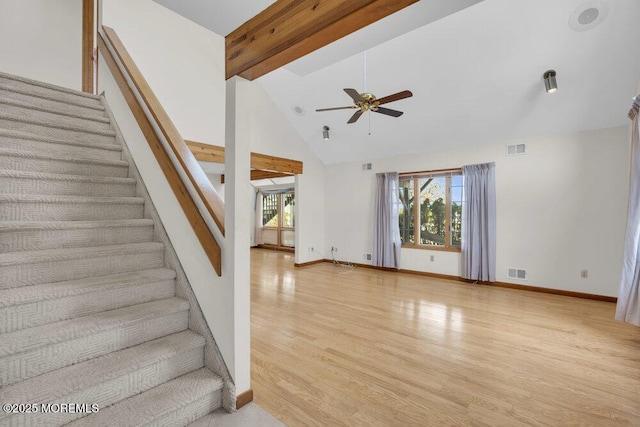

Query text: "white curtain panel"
[461, 162, 496, 282]
[616, 96, 640, 326]
[373, 172, 401, 269]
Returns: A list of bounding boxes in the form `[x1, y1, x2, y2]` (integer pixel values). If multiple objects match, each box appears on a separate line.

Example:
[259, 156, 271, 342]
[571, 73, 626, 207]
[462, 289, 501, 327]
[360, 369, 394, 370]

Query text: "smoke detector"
[292, 105, 306, 116]
[569, 1, 608, 32]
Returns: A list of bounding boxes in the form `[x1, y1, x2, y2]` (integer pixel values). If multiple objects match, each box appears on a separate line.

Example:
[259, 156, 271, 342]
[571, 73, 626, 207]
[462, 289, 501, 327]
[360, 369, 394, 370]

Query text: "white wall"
[102, 0, 225, 145]
[237, 81, 327, 264]
[325, 126, 630, 297]
[99, 0, 251, 393]
[0, 0, 83, 89]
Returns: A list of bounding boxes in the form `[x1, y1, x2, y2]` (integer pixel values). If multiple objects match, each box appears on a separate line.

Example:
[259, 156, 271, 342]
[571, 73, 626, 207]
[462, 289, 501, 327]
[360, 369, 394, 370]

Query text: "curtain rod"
[399, 167, 462, 177]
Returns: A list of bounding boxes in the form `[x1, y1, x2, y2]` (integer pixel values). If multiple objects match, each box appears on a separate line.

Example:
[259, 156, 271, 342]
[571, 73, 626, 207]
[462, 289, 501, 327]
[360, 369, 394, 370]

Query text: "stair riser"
[0, 77, 102, 109]
[0, 176, 136, 197]
[0, 103, 111, 132]
[0, 201, 143, 221]
[154, 390, 223, 426]
[0, 155, 129, 178]
[0, 88, 105, 118]
[0, 137, 122, 161]
[0, 279, 175, 333]
[0, 225, 154, 253]
[0, 248, 164, 288]
[0, 118, 114, 145]
[0, 310, 189, 385]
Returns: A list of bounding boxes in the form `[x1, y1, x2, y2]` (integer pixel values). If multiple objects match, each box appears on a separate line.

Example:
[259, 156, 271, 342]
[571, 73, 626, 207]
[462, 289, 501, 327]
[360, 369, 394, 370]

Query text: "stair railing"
[97, 26, 224, 276]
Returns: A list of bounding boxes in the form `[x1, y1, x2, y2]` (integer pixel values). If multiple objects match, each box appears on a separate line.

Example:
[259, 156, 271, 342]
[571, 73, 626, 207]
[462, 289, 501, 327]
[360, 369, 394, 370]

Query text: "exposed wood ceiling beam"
[186, 140, 225, 163]
[186, 140, 303, 175]
[225, 0, 419, 80]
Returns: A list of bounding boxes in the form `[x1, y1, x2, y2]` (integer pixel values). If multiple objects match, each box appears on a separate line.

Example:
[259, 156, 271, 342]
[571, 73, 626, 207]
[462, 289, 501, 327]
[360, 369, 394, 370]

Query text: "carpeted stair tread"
[0, 82, 104, 109]
[0, 97, 111, 123]
[0, 219, 155, 252]
[67, 368, 223, 427]
[0, 88, 105, 119]
[0, 194, 145, 222]
[0, 268, 175, 332]
[0, 70, 101, 100]
[0, 169, 137, 196]
[0, 76, 102, 111]
[0, 330, 204, 404]
[0, 193, 144, 206]
[0, 297, 189, 357]
[0, 242, 163, 267]
[0, 110, 115, 137]
[0, 169, 135, 185]
[0, 218, 153, 232]
[0, 146, 128, 167]
[0, 128, 121, 152]
[0, 267, 175, 308]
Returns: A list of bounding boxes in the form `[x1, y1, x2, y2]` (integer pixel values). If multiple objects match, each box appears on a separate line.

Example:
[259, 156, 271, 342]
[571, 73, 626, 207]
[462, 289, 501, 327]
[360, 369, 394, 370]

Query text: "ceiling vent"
[506, 144, 526, 156]
[508, 268, 527, 280]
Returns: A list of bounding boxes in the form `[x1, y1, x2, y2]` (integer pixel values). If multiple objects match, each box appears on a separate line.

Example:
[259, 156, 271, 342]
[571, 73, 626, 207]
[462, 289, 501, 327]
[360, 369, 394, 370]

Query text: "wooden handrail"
[102, 26, 225, 235]
[98, 28, 223, 276]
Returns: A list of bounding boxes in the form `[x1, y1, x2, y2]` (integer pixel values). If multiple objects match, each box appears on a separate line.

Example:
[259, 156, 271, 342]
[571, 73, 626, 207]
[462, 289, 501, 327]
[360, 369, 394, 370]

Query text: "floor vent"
[506, 143, 526, 155]
[508, 268, 527, 280]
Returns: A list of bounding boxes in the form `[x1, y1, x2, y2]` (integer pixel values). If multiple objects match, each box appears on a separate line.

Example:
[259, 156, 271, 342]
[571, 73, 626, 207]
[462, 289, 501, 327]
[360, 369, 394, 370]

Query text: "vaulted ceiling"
[155, 0, 640, 164]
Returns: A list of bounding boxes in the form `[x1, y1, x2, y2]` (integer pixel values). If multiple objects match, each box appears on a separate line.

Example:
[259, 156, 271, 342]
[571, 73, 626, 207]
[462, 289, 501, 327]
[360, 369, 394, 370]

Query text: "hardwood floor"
[250, 249, 640, 426]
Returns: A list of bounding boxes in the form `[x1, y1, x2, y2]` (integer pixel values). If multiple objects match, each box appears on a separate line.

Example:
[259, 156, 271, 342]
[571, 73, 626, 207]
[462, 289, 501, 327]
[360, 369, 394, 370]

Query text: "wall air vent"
[508, 268, 527, 280]
[506, 144, 526, 155]
[362, 163, 372, 171]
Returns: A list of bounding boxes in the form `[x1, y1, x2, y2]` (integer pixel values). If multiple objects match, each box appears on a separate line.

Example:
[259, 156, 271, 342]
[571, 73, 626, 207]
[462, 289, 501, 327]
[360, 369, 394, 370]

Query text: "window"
[399, 170, 463, 250]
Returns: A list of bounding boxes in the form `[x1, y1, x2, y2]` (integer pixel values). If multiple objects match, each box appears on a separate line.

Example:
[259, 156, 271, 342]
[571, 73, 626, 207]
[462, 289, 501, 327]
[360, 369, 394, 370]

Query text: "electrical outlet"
[430, 255, 435, 262]
[580, 270, 588, 279]
[308, 247, 314, 253]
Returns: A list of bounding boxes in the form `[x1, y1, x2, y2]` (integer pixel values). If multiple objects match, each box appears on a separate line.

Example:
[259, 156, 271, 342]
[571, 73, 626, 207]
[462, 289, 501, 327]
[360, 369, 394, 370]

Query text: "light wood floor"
[250, 249, 640, 426]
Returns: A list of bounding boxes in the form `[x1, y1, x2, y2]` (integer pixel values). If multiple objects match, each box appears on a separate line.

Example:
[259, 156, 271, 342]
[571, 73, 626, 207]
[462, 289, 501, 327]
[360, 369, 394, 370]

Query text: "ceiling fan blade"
[375, 90, 413, 105]
[347, 110, 364, 124]
[316, 106, 358, 112]
[374, 107, 404, 118]
[344, 88, 364, 103]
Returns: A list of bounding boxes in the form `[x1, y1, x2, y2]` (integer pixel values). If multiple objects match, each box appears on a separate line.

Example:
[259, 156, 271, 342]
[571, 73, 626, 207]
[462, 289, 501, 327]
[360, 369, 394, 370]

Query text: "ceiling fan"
[316, 88, 413, 124]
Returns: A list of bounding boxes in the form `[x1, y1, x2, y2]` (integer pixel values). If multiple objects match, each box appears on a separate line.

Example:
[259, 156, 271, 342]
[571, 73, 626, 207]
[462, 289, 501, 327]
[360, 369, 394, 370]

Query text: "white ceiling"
[157, 0, 640, 165]
[152, 0, 275, 37]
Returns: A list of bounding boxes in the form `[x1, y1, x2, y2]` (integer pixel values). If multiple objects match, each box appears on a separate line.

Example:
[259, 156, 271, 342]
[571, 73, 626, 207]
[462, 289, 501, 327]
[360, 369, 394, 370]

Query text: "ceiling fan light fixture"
[543, 70, 558, 94]
[323, 125, 330, 140]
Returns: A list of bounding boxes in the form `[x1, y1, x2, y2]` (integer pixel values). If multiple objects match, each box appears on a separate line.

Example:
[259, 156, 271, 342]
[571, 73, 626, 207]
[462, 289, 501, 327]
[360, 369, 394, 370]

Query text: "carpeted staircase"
[0, 72, 227, 426]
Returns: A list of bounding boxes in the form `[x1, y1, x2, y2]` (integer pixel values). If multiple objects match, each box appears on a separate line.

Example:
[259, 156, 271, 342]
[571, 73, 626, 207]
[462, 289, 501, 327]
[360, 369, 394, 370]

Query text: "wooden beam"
[221, 170, 293, 184]
[251, 152, 303, 174]
[186, 140, 225, 163]
[82, 0, 95, 93]
[98, 31, 222, 276]
[225, 0, 418, 80]
[186, 141, 303, 175]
